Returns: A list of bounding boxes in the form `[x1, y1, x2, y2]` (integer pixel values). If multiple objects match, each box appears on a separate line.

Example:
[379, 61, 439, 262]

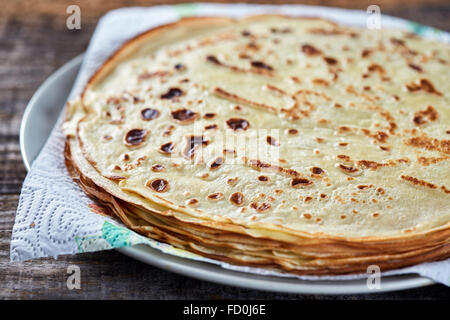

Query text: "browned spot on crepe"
[146, 178, 169, 192]
[208, 192, 224, 201]
[413, 106, 438, 126]
[161, 87, 184, 99]
[229, 192, 244, 206]
[159, 142, 175, 155]
[141, 108, 159, 121]
[401, 175, 437, 189]
[301, 44, 322, 56]
[406, 78, 442, 96]
[226, 118, 250, 131]
[291, 178, 313, 188]
[171, 108, 199, 124]
[124, 129, 148, 147]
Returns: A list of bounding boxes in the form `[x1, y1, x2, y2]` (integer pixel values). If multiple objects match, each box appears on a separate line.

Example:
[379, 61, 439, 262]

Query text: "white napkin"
[11, 3, 450, 286]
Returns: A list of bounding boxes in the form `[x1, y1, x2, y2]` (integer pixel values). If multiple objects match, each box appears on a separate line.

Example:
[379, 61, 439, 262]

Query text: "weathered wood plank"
[2, 0, 449, 17]
[2, 248, 449, 299]
[2, 1, 450, 31]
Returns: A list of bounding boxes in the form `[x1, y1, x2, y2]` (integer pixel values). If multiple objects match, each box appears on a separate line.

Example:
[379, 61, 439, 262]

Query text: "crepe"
[64, 15, 450, 274]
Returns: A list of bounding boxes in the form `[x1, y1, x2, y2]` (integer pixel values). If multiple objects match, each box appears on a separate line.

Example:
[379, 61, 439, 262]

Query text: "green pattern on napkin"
[102, 221, 134, 248]
[174, 3, 199, 18]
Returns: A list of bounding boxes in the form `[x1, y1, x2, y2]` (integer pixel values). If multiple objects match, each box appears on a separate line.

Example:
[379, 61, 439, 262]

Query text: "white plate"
[20, 54, 435, 295]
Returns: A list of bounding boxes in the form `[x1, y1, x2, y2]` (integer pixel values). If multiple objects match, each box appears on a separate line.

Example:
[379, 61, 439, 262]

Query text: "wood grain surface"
[1, 0, 449, 300]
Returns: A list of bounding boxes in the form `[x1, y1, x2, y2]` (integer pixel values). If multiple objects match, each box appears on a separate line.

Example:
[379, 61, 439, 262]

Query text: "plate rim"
[117, 245, 434, 295]
[20, 52, 437, 296]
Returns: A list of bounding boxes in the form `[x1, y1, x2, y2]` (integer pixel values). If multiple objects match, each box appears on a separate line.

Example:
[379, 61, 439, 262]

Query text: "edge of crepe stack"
[65, 136, 450, 275]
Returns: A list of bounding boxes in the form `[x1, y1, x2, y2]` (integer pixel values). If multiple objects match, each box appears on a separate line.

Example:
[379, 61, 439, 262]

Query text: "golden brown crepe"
[63, 15, 450, 275]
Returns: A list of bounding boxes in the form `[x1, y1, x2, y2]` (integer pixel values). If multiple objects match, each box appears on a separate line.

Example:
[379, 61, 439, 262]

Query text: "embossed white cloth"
[11, 4, 450, 286]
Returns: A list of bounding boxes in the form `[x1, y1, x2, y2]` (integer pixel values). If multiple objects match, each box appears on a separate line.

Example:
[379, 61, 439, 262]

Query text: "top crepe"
[64, 15, 450, 273]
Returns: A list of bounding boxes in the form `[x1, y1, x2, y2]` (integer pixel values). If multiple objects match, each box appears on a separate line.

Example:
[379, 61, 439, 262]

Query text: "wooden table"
[1, 0, 449, 299]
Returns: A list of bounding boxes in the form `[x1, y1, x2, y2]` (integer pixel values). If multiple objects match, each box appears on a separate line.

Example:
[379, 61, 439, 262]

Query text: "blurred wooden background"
[1, 0, 449, 299]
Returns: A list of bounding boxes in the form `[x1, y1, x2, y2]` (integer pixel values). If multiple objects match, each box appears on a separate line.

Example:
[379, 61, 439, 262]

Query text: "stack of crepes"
[64, 15, 450, 275]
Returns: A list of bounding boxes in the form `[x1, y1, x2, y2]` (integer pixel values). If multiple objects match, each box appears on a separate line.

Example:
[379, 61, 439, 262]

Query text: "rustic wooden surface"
[1, 0, 449, 300]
